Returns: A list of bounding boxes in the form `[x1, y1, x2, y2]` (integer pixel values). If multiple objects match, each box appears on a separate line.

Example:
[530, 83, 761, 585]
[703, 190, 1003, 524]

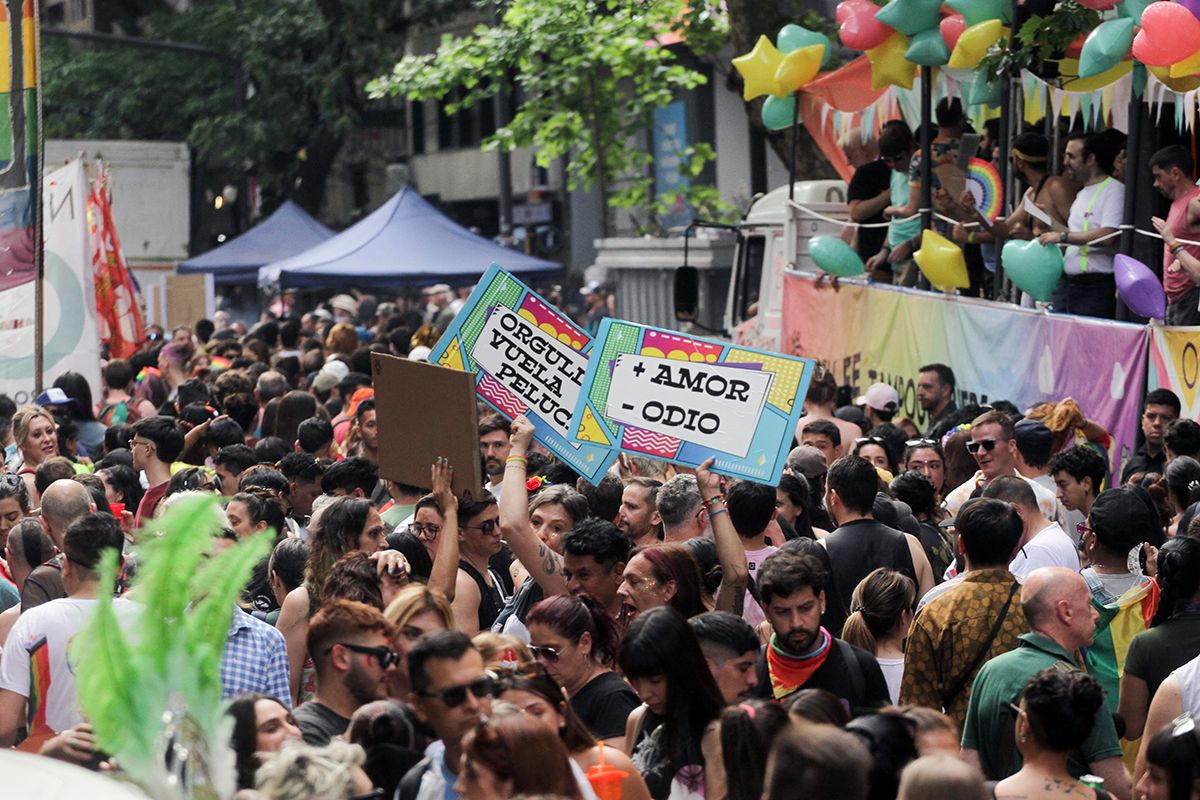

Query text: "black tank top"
[459, 559, 504, 631]
[824, 519, 917, 635]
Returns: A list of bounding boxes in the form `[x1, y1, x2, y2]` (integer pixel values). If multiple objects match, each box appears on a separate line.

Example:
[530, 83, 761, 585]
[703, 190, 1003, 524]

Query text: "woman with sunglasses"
[903, 439, 947, 497]
[618, 606, 725, 800]
[10, 406, 59, 506]
[384, 583, 454, 700]
[496, 666, 651, 800]
[994, 668, 1110, 800]
[1135, 714, 1200, 800]
[527, 592, 641, 749]
[456, 711, 583, 800]
[227, 692, 303, 790]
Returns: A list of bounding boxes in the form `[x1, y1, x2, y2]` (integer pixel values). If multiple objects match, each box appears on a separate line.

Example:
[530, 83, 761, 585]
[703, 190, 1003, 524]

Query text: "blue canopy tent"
[257, 186, 560, 290]
[177, 200, 335, 284]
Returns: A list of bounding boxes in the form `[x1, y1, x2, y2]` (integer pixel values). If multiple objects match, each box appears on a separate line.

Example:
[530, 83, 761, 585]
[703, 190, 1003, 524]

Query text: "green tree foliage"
[42, 0, 469, 214]
[369, 0, 729, 236]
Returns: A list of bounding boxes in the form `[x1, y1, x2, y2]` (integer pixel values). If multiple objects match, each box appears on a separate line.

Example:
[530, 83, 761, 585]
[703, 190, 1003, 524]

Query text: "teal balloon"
[947, 0, 1012, 27]
[762, 94, 798, 131]
[1079, 18, 1134, 79]
[1002, 240, 1064, 302]
[777, 24, 831, 67]
[874, 0, 943, 37]
[906, 28, 950, 66]
[968, 73, 1002, 107]
[1117, 0, 1153, 26]
[809, 236, 866, 277]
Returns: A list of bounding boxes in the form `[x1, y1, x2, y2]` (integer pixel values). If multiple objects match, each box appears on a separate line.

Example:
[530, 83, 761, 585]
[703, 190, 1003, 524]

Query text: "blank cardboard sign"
[371, 353, 483, 498]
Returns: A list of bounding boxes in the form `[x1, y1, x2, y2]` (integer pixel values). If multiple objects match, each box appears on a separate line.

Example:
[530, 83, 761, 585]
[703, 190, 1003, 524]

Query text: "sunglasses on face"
[906, 439, 939, 448]
[329, 642, 401, 669]
[528, 645, 561, 663]
[463, 519, 499, 534]
[966, 438, 1000, 454]
[418, 675, 496, 708]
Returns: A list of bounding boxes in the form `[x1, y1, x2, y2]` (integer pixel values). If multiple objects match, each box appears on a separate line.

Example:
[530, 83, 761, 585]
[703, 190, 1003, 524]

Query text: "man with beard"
[293, 599, 398, 745]
[752, 549, 889, 712]
[616, 477, 663, 547]
[477, 414, 511, 498]
[1148, 145, 1200, 326]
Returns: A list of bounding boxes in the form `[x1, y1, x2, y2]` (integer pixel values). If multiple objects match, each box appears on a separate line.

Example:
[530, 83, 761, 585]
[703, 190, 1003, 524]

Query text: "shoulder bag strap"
[941, 581, 1021, 711]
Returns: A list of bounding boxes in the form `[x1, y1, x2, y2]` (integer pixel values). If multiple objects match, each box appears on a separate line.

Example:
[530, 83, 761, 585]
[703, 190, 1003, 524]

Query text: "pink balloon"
[939, 14, 967, 51]
[1077, 0, 1118, 9]
[1132, 2, 1200, 66]
[1114, 254, 1167, 320]
[837, 0, 894, 51]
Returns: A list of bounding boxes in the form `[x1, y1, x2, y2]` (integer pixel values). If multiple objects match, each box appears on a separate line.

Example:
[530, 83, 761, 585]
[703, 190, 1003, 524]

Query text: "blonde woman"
[10, 406, 59, 506]
[384, 583, 454, 699]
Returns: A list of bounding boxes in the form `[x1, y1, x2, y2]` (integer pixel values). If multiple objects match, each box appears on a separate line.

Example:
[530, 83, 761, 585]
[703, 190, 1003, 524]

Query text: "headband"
[1013, 148, 1048, 164]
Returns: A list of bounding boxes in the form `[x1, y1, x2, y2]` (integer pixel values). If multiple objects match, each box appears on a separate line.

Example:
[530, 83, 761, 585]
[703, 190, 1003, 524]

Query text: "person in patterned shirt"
[900, 498, 1028, 726]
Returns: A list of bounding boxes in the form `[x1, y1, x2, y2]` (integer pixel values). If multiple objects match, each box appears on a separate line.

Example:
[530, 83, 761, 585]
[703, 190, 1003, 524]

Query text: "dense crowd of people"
[845, 97, 1199, 322]
[0, 288, 1198, 800]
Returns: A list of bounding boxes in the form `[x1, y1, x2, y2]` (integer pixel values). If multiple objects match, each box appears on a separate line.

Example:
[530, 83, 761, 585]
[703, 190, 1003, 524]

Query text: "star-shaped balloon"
[867, 31, 915, 90]
[874, 0, 943, 37]
[732, 35, 786, 101]
[947, 0, 1012, 27]
[775, 44, 824, 93]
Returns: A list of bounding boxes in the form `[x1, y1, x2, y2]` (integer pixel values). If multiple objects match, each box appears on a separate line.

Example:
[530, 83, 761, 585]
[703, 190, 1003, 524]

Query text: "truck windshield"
[733, 234, 765, 323]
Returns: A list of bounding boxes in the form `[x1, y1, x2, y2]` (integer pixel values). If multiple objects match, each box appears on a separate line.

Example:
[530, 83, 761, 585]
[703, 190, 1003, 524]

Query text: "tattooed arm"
[499, 415, 568, 595]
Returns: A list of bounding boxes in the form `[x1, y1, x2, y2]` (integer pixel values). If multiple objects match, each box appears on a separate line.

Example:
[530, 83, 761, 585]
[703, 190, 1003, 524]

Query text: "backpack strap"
[834, 638, 866, 706]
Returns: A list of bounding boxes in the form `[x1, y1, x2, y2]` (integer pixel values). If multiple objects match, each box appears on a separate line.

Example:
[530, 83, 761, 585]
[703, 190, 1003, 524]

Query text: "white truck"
[675, 179, 849, 351]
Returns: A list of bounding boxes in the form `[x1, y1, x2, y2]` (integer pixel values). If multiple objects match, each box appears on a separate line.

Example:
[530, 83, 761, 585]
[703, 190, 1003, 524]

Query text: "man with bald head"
[961, 567, 1130, 798]
[22, 479, 94, 611]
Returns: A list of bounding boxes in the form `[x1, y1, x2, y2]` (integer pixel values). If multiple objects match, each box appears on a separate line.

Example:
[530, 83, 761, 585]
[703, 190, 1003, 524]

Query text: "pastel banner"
[1148, 327, 1200, 422]
[429, 263, 618, 484]
[782, 275, 1148, 476]
[573, 319, 815, 484]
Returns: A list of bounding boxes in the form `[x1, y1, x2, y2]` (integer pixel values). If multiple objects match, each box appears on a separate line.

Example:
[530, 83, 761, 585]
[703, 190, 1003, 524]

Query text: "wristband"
[1171, 243, 1185, 255]
[703, 494, 725, 507]
[707, 507, 729, 519]
[968, 232, 975, 245]
[505, 455, 527, 466]
[1060, 231, 1069, 245]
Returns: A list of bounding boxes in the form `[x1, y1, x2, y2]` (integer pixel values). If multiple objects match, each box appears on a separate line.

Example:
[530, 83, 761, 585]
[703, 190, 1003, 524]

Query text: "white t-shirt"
[1174, 652, 1200, 719]
[1063, 177, 1124, 276]
[1009, 522, 1081, 580]
[743, 544, 778, 628]
[878, 656, 905, 705]
[0, 597, 136, 735]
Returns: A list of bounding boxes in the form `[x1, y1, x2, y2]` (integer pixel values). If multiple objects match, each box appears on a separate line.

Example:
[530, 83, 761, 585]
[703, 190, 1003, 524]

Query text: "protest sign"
[429, 263, 618, 484]
[371, 352, 484, 498]
[573, 320, 815, 484]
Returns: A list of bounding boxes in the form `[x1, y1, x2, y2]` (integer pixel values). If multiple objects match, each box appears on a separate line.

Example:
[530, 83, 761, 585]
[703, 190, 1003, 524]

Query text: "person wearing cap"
[943, 410, 1062, 525]
[901, 498, 1028, 727]
[858, 383, 900, 430]
[422, 284, 455, 336]
[1012, 418, 1074, 533]
[981, 477, 1079, 581]
[580, 281, 609, 337]
[329, 294, 359, 326]
[796, 365, 863, 461]
[1079, 486, 1161, 717]
[785, 444, 835, 531]
[960, 566, 1128, 795]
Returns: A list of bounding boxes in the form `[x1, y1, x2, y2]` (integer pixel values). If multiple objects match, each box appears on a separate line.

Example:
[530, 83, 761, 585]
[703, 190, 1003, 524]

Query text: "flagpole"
[33, 0, 44, 394]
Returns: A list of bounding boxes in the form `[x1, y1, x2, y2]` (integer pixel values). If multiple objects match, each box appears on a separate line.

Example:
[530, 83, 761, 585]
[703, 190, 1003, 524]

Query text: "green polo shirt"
[961, 632, 1123, 780]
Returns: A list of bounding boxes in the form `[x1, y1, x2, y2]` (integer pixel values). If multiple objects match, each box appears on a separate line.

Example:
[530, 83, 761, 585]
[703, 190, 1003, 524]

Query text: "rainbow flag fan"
[966, 157, 1003, 221]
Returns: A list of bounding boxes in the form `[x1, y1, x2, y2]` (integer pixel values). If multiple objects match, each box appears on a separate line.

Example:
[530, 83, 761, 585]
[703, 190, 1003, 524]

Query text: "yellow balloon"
[1150, 64, 1200, 92]
[774, 44, 824, 94]
[914, 229, 970, 290]
[947, 20, 1007, 70]
[1170, 49, 1200, 78]
[732, 35, 785, 101]
[1059, 57, 1131, 91]
[867, 32, 915, 90]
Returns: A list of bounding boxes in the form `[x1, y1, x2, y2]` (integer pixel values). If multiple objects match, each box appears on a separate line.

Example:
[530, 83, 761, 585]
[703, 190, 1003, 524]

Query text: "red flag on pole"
[88, 164, 145, 359]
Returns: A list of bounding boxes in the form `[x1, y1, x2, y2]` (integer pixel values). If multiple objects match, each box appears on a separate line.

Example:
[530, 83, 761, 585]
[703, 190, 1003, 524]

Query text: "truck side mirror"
[674, 266, 699, 322]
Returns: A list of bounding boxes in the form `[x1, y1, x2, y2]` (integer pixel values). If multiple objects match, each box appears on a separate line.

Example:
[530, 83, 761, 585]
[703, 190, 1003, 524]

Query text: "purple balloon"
[1183, 0, 1200, 20]
[1114, 254, 1166, 319]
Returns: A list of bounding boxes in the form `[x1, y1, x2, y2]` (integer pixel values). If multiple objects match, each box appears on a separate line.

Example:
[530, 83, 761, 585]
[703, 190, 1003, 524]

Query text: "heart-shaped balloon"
[777, 24, 832, 67]
[1078, 18, 1134, 79]
[762, 94, 798, 131]
[837, 0, 895, 50]
[1001, 240, 1064, 302]
[1114, 254, 1167, 319]
[1131, 2, 1200, 67]
[940, 14, 967, 52]
[914, 230, 970, 290]
[809, 236, 866, 277]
